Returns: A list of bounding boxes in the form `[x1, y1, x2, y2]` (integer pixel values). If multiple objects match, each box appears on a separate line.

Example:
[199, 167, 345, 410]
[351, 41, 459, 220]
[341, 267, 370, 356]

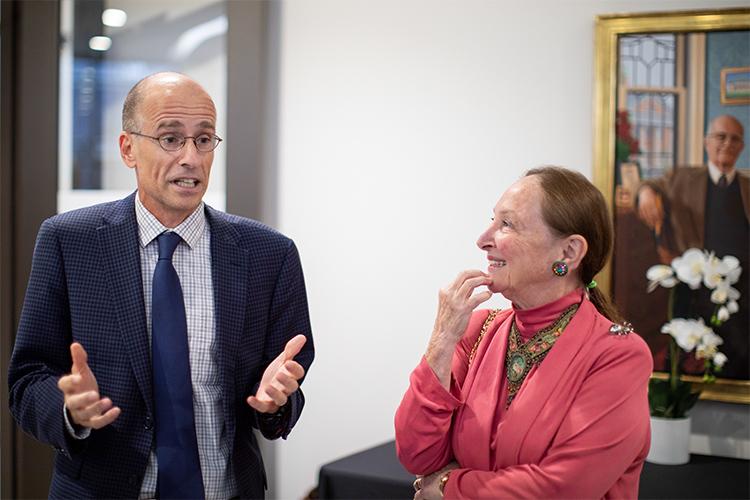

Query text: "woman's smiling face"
[475, 176, 567, 306]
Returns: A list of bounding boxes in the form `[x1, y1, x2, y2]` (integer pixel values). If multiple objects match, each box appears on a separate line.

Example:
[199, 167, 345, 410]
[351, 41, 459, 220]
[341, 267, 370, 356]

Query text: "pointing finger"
[70, 343, 89, 376]
[283, 335, 307, 361]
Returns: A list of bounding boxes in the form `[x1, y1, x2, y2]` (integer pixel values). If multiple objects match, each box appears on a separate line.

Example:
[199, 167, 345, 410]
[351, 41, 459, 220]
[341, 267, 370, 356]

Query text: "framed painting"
[593, 9, 750, 404]
[721, 66, 750, 105]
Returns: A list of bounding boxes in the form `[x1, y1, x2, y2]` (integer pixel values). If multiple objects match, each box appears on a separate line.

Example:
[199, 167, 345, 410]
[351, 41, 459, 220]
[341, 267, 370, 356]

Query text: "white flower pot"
[647, 416, 691, 465]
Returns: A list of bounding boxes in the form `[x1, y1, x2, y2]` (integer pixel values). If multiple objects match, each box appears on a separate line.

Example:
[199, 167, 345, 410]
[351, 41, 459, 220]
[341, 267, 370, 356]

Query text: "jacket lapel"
[454, 310, 512, 470]
[96, 193, 153, 414]
[206, 206, 248, 447]
[497, 299, 599, 465]
[739, 172, 750, 221]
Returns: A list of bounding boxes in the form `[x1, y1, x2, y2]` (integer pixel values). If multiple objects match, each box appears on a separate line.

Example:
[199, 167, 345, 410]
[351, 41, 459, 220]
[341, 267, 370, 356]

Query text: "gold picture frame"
[593, 9, 750, 404]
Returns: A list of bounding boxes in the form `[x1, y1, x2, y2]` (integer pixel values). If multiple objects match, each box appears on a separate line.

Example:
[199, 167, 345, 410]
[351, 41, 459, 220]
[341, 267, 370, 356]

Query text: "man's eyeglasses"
[128, 131, 223, 152]
[707, 132, 744, 146]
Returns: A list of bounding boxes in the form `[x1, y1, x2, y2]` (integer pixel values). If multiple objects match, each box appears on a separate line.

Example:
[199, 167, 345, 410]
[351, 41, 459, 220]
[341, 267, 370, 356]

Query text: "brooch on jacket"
[609, 322, 633, 336]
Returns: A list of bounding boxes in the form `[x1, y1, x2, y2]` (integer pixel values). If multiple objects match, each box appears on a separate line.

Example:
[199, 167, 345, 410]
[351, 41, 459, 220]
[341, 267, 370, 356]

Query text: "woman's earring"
[551, 260, 568, 277]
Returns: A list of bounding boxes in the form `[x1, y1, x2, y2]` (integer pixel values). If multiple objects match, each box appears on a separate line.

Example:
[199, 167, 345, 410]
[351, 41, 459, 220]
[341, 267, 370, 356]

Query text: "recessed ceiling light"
[89, 36, 112, 51]
[102, 9, 127, 28]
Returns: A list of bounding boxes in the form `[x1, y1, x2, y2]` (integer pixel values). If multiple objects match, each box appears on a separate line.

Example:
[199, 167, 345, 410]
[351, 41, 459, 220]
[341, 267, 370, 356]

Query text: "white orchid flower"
[727, 300, 739, 314]
[722, 255, 740, 272]
[672, 248, 706, 289]
[726, 264, 742, 285]
[717, 306, 730, 322]
[710, 278, 741, 305]
[661, 318, 712, 352]
[702, 252, 729, 289]
[646, 265, 677, 292]
[699, 329, 724, 350]
[696, 343, 717, 360]
[695, 329, 724, 360]
[713, 352, 728, 369]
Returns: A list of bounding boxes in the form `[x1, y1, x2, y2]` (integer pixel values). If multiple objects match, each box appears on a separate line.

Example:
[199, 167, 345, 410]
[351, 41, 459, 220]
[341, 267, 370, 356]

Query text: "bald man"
[636, 114, 748, 379]
[9, 73, 315, 498]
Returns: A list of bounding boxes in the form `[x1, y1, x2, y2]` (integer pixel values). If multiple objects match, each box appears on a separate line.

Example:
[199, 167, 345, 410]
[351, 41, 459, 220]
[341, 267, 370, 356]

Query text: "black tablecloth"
[318, 440, 750, 499]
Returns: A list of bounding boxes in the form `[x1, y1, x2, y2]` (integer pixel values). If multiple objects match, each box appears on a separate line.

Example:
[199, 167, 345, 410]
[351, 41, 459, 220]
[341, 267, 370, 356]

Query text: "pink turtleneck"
[512, 287, 584, 342]
[395, 289, 653, 499]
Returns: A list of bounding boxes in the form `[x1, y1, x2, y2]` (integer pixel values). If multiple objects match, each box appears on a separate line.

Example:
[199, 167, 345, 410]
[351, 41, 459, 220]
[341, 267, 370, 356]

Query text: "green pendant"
[507, 352, 528, 383]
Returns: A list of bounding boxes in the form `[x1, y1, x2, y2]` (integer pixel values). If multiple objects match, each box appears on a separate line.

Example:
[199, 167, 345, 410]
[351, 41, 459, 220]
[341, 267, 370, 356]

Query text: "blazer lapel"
[206, 206, 248, 447]
[96, 193, 153, 414]
[739, 172, 750, 221]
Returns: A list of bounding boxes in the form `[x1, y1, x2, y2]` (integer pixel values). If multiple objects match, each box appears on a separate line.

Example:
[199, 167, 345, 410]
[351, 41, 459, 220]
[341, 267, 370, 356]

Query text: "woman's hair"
[525, 165, 622, 322]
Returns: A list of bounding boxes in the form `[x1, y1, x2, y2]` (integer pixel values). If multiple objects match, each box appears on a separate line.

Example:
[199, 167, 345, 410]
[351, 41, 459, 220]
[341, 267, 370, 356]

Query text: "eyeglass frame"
[127, 130, 223, 152]
[706, 132, 745, 147]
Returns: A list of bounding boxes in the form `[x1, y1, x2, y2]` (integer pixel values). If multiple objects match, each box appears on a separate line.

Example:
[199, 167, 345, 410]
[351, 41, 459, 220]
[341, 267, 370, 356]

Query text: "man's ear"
[119, 132, 136, 168]
[562, 234, 588, 272]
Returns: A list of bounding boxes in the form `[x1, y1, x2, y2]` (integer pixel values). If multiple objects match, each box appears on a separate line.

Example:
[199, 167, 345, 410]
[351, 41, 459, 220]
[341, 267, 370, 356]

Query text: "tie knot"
[157, 231, 182, 261]
[718, 174, 728, 188]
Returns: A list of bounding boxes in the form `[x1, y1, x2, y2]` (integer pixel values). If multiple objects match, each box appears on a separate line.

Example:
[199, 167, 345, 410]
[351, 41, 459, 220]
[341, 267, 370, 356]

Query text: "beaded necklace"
[505, 303, 578, 408]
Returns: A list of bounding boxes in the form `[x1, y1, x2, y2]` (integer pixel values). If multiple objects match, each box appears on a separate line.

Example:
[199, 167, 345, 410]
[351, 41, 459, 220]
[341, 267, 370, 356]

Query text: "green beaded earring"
[551, 260, 568, 277]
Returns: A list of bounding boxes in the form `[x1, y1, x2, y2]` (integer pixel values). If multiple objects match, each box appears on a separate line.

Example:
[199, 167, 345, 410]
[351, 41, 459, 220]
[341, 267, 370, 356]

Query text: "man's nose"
[179, 139, 204, 165]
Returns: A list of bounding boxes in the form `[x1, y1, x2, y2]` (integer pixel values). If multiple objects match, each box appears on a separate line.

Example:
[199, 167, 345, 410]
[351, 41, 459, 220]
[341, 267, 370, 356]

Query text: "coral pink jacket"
[395, 292, 652, 499]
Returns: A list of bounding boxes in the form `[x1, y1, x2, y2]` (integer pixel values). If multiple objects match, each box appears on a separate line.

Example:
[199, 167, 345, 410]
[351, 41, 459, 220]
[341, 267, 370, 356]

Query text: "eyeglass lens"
[159, 134, 220, 152]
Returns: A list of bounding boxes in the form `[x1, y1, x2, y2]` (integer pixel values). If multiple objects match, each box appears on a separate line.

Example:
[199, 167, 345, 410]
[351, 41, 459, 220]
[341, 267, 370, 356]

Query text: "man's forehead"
[712, 117, 743, 134]
[154, 119, 216, 131]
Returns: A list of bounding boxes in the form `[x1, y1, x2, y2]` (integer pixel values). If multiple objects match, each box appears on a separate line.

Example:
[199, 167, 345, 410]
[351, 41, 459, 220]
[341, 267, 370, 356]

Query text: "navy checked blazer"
[8, 193, 315, 499]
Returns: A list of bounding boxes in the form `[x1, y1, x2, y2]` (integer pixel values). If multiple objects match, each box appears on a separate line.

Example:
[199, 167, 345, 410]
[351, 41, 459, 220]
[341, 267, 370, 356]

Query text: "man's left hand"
[247, 334, 307, 413]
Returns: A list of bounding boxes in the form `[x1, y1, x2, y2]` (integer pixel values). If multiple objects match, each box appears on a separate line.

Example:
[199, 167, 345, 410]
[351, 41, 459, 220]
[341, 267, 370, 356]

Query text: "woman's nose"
[476, 228, 495, 251]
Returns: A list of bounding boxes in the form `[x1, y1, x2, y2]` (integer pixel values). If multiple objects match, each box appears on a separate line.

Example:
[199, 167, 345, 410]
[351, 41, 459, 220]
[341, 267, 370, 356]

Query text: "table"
[318, 441, 750, 499]
[318, 441, 414, 499]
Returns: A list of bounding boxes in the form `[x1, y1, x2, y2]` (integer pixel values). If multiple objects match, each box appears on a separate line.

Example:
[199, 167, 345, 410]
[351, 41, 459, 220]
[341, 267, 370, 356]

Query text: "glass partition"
[58, 0, 227, 213]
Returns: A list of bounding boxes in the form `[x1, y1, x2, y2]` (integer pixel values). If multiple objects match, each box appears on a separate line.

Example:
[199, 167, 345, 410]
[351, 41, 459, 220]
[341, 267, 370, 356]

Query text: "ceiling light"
[89, 36, 112, 51]
[102, 9, 127, 28]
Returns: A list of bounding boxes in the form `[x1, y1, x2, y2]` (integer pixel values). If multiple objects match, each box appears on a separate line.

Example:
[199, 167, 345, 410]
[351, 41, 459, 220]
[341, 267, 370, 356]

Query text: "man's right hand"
[57, 342, 120, 429]
[637, 186, 664, 231]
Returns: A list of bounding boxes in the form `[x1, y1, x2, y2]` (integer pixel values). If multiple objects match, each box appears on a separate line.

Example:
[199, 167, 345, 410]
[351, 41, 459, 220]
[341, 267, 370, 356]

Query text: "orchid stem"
[668, 288, 679, 394]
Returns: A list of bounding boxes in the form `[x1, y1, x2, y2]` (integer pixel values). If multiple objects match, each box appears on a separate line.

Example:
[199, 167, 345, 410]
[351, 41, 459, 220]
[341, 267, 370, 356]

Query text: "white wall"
[273, 1, 750, 498]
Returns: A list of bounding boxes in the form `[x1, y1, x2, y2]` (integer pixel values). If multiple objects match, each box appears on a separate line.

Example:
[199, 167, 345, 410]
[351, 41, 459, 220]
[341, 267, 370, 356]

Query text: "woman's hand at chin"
[425, 270, 493, 388]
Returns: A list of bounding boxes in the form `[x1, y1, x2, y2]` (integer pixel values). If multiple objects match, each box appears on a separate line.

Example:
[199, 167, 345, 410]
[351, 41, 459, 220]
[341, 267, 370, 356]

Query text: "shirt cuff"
[255, 400, 291, 440]
[63, 404, 91, 440]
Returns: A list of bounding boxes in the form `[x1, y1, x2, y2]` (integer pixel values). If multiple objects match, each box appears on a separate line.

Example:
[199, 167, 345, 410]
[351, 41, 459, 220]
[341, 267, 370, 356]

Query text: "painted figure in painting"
[635, 114, 748, 379]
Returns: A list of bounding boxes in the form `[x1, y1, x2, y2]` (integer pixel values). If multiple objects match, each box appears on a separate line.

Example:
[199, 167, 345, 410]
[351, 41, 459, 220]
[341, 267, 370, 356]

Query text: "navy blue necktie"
[152, 231, 205, 499]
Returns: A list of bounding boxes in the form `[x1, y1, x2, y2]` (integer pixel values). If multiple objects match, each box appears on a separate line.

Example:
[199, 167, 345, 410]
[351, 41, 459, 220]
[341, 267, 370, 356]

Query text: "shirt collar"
[707, 161, 736, 186]
[134, 193, 206, 249]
